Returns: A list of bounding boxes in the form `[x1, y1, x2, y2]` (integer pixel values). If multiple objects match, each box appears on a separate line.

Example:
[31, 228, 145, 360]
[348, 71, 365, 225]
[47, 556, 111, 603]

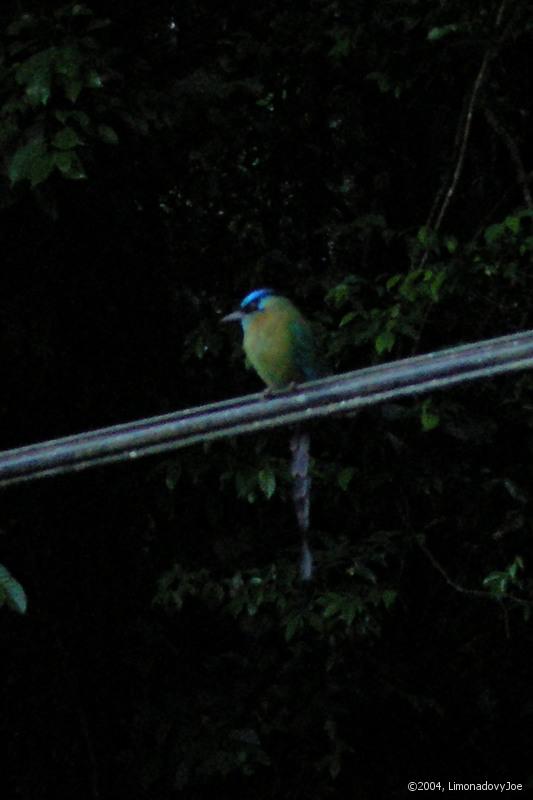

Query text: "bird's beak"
[221, 310, 244, 323]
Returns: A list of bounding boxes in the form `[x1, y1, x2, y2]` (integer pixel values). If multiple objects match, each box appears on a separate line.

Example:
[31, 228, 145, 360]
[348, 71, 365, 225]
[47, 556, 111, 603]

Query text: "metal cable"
[1, 328, 533, 487]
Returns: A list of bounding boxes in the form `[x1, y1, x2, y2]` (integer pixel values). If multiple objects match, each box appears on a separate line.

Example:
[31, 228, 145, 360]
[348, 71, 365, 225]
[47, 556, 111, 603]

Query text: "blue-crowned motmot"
[222, 288, 319, 580]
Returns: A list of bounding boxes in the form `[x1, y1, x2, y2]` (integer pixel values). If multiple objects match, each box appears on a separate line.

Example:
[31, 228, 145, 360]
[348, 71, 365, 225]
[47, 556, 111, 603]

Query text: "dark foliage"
[1, 1, 533, 797]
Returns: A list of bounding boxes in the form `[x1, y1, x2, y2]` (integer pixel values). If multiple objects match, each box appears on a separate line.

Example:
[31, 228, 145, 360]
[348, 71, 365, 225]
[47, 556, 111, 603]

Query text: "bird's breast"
[243, 307, 302, 388]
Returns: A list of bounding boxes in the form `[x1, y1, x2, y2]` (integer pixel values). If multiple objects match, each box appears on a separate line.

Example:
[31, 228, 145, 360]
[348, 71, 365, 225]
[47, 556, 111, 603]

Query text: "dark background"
[1, 1, 533, 797]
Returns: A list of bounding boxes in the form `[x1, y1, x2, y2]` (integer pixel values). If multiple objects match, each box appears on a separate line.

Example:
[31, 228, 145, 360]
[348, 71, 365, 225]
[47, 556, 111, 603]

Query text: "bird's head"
[221, 288, 277, 329]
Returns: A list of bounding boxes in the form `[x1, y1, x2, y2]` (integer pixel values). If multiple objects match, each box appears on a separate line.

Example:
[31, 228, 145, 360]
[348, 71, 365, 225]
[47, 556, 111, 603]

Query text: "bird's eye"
[243, 300, 258, 313]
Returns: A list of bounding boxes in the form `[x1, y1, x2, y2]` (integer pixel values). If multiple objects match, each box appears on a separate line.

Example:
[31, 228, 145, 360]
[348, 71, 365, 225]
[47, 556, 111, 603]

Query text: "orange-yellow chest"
[243, 304, 304, 388]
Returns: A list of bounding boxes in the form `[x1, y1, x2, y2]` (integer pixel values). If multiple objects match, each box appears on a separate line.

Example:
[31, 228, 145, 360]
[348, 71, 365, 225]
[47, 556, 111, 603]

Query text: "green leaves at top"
[8, 137, 55, 186]
[8, 131, 87, 185]
[15, 49, 54, 106]
[12, 40, 104, 109]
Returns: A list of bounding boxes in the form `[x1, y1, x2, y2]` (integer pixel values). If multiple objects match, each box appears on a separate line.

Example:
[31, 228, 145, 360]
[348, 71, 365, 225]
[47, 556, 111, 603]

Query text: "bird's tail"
[290, 427, 313, 580]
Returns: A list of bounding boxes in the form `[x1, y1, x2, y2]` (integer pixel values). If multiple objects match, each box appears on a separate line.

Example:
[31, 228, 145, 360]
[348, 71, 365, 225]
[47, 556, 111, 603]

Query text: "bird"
[222, 288, 319, 580]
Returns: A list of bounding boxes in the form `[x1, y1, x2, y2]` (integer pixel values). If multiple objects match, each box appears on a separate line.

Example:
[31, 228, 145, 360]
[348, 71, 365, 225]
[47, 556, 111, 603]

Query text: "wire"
[1, 328, 533, 488]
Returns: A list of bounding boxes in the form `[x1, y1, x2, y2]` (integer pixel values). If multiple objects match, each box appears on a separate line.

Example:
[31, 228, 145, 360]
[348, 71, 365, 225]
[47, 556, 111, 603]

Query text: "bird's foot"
[262, 382, 300, 398]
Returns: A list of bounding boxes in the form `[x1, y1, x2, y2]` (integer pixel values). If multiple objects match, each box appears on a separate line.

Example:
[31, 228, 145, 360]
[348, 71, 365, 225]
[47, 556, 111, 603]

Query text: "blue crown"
[240, 288, 276, 309]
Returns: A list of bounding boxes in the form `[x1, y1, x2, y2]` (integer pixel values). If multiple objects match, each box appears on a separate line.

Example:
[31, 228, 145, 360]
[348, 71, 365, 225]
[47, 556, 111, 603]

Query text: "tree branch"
[418, 539, 531, 609]
[419, 0, 512, 269]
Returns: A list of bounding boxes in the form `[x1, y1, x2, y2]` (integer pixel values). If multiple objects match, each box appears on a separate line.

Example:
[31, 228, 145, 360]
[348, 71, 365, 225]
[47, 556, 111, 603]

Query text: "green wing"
[289, 319, 320, 381]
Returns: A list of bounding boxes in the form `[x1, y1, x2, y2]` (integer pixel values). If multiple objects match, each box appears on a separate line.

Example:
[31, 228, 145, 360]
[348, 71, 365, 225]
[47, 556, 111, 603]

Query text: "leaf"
[366, 71, 391, 93]
[256, 92, 274, 108]
[382, 589, 397, 609]
[54, 150, 87, 180]
[339, 311, 356, 328]
[53, 150, 75, 173]
[354, 213, 386, 231]
[258, 467, 276, 499]
[235, 470, 257, 503]
[375, 329, 395, 354]
[321, 594, 341, 618]
[337, 467, 355, 491]
[164, 463, 181, 491]
[72, 3, 92, 15]
[284, 614, 302, 642]
[386, 274, 402, 290]
[8, 137, 54, 186]
[97, 124, 119, 145]
[426, 268, 447, 301]
[420, 399, 439, 431]
[329, 35, 350, 60]
[52, 126, 82, 150]
[7, 14, 35, 36]
[504, 215, 520, 235]
[482, 571, 507, 594]
[328, 283, 349, 305]
[64, 78, 83, 103]
[417, 226, 440, 252]
[54, 45, 81, 78]
[85, 69, 103, 89]
[427, 24, 459, 41]
[484, 222, 504, 245]
[15, 49, 53, 106]
[29, 152, 55, 186]
[74, 111, 90, 129]
[0, 563, 27, 614]
[502, 479, 527, 504]
[55, 110, 90, 128]
[87, 18, 111, 32]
